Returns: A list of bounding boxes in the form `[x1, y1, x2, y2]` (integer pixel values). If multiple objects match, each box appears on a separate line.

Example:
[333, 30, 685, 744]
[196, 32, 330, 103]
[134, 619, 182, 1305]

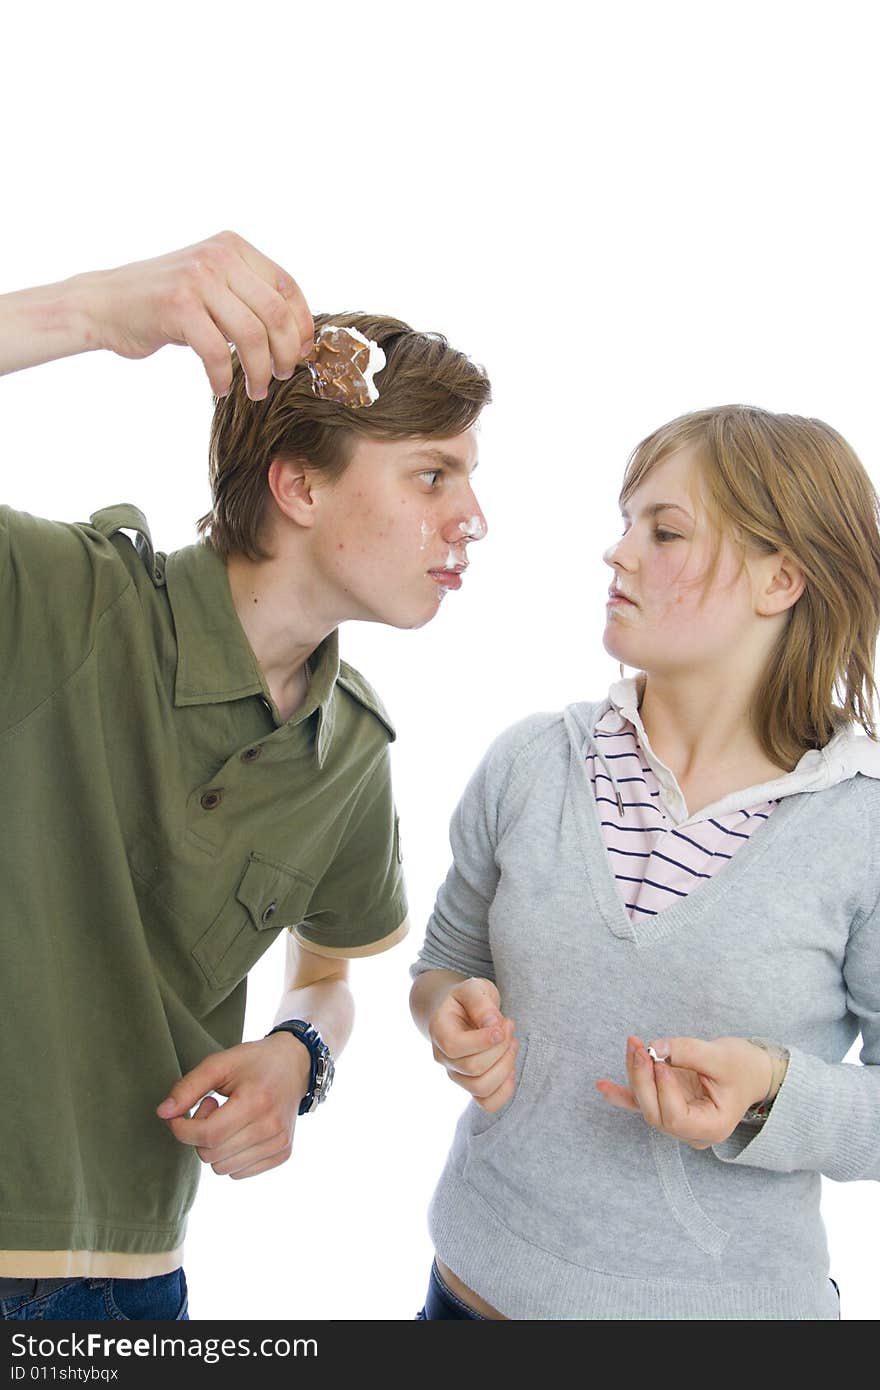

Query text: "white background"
[2, 0, 879, 1321]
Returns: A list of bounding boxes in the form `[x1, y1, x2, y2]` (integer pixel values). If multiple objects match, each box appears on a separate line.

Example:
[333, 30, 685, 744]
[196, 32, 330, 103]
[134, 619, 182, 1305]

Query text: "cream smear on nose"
[459, 516, 485, 540]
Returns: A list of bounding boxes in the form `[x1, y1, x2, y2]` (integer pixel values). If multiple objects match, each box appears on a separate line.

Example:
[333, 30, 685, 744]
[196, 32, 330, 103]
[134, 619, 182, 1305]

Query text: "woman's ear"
[754, 552, 806, 617]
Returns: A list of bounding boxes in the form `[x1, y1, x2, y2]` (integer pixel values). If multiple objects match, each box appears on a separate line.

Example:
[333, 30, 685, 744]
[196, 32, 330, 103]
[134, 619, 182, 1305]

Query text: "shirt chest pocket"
[192, 852, 315, 992]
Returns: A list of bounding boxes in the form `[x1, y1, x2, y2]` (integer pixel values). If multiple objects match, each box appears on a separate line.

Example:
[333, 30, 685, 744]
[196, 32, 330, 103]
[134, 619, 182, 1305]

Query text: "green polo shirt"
[0, 503, 407, 1256]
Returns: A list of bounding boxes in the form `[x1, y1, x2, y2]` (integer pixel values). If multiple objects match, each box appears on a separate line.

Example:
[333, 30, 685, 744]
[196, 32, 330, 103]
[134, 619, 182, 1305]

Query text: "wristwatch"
[743, 1037, 790, 1125]
[266, 1019, 335, 1115]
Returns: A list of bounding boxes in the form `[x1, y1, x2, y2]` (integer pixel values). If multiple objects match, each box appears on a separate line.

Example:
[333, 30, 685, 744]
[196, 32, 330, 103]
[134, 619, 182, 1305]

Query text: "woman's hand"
[595, 1034, 773, 1148]
[429, 977, 518, 1113]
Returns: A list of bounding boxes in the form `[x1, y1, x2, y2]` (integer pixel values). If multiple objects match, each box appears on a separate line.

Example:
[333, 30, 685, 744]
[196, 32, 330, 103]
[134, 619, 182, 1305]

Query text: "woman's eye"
[418, 470, 441, 488]
[655, 529, 680, 542]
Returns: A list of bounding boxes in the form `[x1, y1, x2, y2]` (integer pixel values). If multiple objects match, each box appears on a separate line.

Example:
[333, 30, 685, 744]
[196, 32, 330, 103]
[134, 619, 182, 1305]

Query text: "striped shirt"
[589, 701, 778, 920]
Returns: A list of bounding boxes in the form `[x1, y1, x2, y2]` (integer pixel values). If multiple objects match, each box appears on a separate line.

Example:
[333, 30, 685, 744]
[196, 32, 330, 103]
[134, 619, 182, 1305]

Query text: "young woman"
[410, 405, 880, 1320]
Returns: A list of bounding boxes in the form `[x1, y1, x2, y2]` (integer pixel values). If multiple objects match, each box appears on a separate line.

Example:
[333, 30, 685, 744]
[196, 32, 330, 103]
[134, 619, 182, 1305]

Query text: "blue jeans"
[414, 1265, 841, 1320]
[0, 1269, 188, 1320]
[416, 1261, 487, 1320]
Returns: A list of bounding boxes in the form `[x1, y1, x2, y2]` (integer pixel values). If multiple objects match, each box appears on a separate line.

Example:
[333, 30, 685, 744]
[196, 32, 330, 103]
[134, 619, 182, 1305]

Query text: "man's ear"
[754, 551, 806, 617]
[267, 456, 318, 528]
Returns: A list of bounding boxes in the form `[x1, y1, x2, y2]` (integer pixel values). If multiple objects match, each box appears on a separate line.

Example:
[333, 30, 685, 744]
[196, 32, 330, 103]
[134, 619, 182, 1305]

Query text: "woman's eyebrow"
[620, 502, 693, 521]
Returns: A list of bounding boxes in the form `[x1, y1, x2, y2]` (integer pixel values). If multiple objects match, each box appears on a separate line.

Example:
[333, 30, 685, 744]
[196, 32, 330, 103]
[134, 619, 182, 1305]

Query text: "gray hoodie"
[413, 701, 880, 1319]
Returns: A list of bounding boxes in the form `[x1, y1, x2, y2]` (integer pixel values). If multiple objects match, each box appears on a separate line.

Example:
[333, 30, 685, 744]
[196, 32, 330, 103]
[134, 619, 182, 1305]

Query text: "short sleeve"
[293, 744, 408, 958]
[0, 506, 131, 732]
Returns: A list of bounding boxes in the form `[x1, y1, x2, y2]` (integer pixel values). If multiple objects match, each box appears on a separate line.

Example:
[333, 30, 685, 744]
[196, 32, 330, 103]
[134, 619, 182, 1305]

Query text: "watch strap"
[266, 1018, 333, 1116]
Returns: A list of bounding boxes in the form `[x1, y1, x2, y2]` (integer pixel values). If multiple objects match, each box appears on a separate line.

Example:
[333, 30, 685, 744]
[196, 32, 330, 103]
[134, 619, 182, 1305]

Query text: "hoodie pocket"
[461, 1031, 730, 1269]
[649, 1129, 729, 1257]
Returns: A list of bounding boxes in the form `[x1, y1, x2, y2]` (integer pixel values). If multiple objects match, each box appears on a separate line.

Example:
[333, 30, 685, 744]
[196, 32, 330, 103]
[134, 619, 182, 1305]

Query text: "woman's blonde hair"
[620, 405, 880, 769]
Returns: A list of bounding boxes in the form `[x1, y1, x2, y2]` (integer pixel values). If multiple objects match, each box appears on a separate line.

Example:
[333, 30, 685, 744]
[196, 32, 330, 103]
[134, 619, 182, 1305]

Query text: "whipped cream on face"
[459, 515, 486, 540]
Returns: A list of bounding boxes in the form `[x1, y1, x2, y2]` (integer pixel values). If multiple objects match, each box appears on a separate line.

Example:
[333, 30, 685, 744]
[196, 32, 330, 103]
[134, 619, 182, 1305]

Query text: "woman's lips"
[429, 569, 464, 590]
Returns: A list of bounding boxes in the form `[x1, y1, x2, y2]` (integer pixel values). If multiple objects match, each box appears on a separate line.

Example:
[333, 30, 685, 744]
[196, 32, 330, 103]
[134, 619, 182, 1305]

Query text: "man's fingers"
[197, 1121, 291, 1174]
[222, 259, 310, 380]
[190, 1095, 221, 1123]
[227, 234, 314, 354]
[203, 288, 273, 400]
[156, 1054, 228, 1120]
[182, 312, 236, 396]
[228, 1147, 294, 1180]
[167, 1090, 265, 1147]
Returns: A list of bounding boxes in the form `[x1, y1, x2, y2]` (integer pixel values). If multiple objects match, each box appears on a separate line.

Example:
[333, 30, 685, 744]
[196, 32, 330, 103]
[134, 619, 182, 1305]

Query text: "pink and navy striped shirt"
[589, 680, 778, 920]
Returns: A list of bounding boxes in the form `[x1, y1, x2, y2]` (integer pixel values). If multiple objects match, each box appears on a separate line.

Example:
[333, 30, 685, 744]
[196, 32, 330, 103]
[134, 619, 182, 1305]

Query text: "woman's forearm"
[409, 969, 469, 1039]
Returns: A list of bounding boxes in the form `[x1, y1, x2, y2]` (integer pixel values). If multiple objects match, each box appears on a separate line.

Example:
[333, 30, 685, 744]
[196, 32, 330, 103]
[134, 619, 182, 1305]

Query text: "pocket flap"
[236, 853, 313, 931]
[192, 853, 315, 992]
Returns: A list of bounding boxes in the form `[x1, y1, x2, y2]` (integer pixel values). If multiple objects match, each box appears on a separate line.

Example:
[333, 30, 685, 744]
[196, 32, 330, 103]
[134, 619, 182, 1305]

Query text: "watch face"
[315, 1049, 334, 1101]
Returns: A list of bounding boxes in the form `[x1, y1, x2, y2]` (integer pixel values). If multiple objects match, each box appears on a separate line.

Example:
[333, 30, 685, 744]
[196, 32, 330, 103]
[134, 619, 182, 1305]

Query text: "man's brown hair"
[620, 405, 880, 768]
[199, 311, 491, 560]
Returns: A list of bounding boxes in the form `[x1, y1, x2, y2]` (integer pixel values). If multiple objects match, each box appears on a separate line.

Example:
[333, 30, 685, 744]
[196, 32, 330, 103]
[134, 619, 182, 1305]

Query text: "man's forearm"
[0, 275, 101, 377]
[274, 975, 355, 1062]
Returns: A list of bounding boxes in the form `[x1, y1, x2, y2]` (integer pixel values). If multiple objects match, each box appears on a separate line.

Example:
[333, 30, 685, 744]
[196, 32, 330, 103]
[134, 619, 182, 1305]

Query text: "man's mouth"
[429, 564, 467, 591]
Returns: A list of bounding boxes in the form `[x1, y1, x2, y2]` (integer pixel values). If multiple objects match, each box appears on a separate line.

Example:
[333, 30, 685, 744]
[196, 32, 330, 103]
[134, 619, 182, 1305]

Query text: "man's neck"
[226, 550, 337, 719]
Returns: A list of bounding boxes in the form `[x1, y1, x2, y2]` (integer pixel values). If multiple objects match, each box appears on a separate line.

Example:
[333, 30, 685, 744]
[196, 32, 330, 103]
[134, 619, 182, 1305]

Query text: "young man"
[0, 232, 490, 1321]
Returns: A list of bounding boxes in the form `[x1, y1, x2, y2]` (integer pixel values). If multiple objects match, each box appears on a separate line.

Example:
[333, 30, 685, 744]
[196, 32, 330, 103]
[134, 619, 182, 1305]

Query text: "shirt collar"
[164, 542, 340, 766]
[602, 673, 880, 821]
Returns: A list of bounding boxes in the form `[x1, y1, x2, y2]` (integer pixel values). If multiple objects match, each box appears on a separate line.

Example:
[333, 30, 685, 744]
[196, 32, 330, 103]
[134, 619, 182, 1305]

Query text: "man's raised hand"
[82, 231, 313, 399]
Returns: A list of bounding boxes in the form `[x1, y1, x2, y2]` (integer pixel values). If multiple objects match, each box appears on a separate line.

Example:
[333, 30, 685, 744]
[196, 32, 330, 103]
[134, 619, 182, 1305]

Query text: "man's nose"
[443, 489, 487, 545]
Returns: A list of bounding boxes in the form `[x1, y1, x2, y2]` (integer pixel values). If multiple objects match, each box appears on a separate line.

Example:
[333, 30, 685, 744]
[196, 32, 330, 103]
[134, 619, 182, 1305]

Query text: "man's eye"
[418, 470, 441, 488]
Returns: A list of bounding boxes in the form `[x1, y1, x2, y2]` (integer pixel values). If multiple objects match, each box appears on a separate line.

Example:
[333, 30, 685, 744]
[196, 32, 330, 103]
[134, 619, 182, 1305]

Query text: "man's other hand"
[156, 1032, 311, 1179]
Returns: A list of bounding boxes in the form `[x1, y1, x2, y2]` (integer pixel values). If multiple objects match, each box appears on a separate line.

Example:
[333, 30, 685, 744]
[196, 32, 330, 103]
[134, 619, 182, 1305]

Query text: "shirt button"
[241, 745, 262, 763]
[200, 789, 223, 810]
[261, 901, 278, 924]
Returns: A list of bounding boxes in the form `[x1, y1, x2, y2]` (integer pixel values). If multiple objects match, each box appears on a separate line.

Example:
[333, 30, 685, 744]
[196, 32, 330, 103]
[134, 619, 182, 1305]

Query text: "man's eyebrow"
[408, 447, 479, 472]
[620, 501, 692, 521]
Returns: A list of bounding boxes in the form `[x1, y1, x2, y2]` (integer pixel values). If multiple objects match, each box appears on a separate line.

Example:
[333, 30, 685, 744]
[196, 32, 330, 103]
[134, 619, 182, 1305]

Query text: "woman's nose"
[603, 530, 634, 570]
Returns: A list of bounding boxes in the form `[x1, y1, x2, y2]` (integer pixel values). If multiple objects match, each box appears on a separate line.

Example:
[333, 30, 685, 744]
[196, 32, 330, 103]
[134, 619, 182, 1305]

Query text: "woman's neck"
[636, 672, 789, 808]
